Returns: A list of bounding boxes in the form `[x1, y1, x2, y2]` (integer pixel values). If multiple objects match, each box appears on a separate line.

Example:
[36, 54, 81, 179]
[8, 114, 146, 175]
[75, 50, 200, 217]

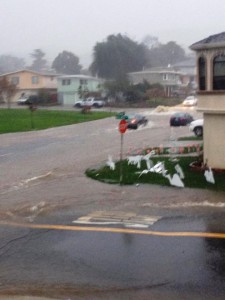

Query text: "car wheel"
[194, 126, 203, 137]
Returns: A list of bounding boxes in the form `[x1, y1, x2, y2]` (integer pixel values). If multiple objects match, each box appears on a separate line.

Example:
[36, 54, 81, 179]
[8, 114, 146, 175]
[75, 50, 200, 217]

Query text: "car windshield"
[127, 114, 136, 119]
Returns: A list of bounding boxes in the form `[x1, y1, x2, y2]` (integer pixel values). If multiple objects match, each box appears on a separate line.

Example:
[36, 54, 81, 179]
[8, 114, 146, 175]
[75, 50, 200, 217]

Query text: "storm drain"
[72, 211, 161, 228]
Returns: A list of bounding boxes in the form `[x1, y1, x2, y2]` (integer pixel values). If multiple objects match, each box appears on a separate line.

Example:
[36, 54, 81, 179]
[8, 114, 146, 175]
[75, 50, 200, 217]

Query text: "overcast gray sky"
[1, 0, 225, 68]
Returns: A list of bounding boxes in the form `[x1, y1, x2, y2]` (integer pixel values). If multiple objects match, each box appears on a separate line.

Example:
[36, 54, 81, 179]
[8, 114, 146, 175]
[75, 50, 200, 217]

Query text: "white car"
[17, 97, 30, 105]
[183, 96, 198, 106]
[189, 119, 204, 137]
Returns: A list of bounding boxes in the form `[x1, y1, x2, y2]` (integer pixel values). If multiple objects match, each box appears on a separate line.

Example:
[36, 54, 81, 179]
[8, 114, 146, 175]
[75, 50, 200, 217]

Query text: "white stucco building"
[190, 32, 225, 169]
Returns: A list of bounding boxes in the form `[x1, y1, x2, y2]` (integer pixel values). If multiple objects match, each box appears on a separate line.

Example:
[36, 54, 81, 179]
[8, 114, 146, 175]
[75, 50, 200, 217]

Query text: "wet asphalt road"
[1, 106, 225, 299]
[1, 215, 225, 299]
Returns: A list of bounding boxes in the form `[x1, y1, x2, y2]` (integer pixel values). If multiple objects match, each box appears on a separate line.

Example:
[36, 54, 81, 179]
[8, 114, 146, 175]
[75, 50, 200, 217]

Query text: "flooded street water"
[0, 118, 223, 215]
[0, 107, 225, 299]
[0, 107, 224, 222]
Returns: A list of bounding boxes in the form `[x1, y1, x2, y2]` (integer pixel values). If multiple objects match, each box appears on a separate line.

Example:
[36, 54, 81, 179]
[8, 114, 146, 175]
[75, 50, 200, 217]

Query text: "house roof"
[57, 74, 101, 80]
[190, 32, 225, 50]
[173, 58, 195, 68]
[0, 69, 59, 77]
[129, 66, 183, 75]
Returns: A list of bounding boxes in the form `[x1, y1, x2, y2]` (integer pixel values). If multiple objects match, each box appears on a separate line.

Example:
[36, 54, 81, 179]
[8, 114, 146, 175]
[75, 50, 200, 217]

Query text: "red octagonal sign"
[118, 119, 127, 134]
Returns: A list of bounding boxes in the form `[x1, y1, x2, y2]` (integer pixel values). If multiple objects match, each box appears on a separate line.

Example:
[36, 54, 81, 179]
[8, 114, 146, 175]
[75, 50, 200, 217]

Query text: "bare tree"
[0, 76, 17, 108]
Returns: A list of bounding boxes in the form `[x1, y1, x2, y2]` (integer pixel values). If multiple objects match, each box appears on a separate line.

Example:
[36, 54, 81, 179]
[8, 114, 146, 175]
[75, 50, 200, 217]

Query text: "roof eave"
[190, 42, 225, 51]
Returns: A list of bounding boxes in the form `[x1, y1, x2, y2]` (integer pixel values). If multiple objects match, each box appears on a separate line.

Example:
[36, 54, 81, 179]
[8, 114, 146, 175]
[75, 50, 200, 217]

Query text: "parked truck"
[74, 97, 105, 108]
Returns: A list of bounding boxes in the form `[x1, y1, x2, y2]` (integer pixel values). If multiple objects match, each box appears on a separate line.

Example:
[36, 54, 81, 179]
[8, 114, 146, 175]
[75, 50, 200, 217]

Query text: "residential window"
[198, 57, 206, 90]
[163, 74, 169, 81]
[80, 79, 87, 85]
[32, 76, 39, 84]
[171, 74, 177, 81]
[11, 76, 19, 85]
[62, 79, 71, 85]
[176, 75, 180, 82]
[213, 55, 225, 90]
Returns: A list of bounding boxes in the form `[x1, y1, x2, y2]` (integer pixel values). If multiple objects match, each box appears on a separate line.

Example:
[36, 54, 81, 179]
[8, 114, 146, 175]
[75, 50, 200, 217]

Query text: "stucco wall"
[7, 71, 44, 89]
[204, 113, 225, 168]
[195, 49, 225, 169]
[198, 93, 225, 112]
[57, 77, 102, 105]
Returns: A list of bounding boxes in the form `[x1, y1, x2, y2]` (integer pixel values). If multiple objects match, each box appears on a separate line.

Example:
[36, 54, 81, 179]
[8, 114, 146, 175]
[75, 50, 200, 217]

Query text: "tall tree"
[0, 76, 17, 108]
[146, 41, 187, 67]
[90, 34, 148, 79]
[52, 51, 82, 74]
[142, 35, 159, 49]
[29, 49, 48, 72]
[0, 55, 25, 74]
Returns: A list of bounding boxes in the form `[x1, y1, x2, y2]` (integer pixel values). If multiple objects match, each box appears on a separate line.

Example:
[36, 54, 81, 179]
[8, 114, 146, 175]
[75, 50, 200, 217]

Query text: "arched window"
[213, 55, 225, 90]
[198, 56, 206, 90]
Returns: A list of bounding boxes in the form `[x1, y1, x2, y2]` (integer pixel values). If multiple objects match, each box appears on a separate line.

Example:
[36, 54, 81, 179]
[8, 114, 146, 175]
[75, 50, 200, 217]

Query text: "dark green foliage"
[52, 51, 82, 74]
[146, 41, 187, 68]
[104, 77, 130, 98]
[104, 79, 159, 103]
[123, 80, 152, 102]
[90, 34, 148, 79]
[29, 49, 48, 72]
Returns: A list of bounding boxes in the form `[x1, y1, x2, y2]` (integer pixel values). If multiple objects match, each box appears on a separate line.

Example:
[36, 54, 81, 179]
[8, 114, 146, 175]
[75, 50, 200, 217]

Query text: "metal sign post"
[118, 119, 127, 185]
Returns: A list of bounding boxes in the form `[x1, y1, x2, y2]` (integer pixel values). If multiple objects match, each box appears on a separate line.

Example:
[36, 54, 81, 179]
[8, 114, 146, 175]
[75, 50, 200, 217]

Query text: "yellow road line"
[1, 221, 225, 239]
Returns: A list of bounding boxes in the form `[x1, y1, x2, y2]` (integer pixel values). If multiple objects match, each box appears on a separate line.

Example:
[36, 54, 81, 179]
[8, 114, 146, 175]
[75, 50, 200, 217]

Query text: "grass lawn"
[178, 136, 203, 141]
[0, 108, 115, 134]
[86, 156, 225, 192]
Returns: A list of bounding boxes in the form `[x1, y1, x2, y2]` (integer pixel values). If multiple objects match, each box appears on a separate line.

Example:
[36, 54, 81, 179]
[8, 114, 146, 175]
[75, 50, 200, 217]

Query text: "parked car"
[170, 112, 194, 127]
[127, 114, 148, 129]
[183, 95, 198, 106]
[17, 95, 39, 105]
[189, 119, 204, 137]
[17, 96, 31, 105]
